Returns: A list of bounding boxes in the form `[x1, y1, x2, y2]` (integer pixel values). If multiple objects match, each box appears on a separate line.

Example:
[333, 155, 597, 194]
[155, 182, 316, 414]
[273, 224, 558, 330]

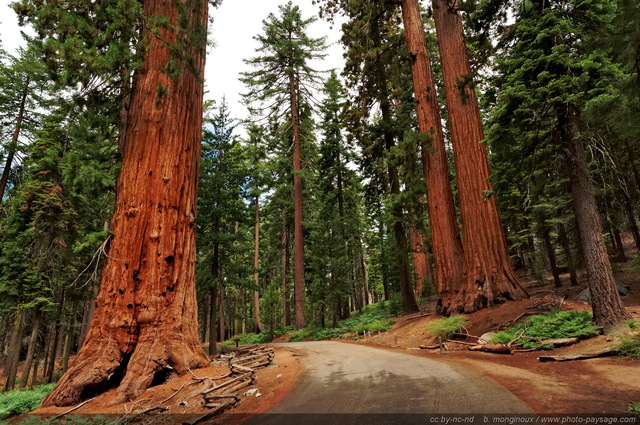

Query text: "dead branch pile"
[184, 345, 275, 424]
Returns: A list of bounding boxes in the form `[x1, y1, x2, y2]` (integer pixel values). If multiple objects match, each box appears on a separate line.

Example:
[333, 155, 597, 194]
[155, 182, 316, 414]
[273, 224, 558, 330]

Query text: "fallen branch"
[52, 398, 95, 420]
[469, 344, 512, 354]
[446, 339, 477, 346]
[538, 347, 618, 362]
[419, 344, 440, 350]
[202, 372, 252, 395]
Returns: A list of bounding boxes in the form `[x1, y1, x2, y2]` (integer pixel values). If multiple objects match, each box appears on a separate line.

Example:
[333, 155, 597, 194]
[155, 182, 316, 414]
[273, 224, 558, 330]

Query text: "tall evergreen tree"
[487, 0, 630, 332]
[241, 2, 327, 329]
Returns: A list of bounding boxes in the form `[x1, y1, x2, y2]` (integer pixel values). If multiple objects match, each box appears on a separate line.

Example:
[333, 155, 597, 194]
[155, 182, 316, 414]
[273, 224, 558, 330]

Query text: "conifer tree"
[487, 0, 630, 332]
[241, 2, 327, 329]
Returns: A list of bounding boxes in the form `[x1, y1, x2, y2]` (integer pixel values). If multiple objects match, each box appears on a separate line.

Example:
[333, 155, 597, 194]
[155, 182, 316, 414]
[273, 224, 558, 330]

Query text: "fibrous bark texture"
[41, 0, 209, 407]
[561, 109, 630, 334]
[400, 0, 464, 306]
[432, 0, 527, 313]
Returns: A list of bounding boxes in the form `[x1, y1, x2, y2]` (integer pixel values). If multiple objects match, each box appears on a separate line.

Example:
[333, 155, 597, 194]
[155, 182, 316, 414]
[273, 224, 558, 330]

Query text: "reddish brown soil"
[7, 239, 640, 420]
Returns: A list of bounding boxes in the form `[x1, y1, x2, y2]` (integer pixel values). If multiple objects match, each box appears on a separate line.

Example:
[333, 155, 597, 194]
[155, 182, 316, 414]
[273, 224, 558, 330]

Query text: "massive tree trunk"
[409, 226, 434, 298]
[288, 66, 307, 330]
[400, 0, 464, 308]
[253, 196, 263, 332]
[41, 0, 210, 406]
[0, 77, 29, 202]
[432, 0, 527, 313]
[560, 108, 630, 334]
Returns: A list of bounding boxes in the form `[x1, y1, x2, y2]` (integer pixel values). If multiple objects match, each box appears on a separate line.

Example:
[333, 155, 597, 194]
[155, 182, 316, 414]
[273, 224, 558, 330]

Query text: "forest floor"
[8, 241, 640, 422]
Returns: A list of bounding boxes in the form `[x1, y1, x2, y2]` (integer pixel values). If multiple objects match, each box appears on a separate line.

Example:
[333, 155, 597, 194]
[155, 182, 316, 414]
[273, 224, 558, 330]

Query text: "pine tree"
[241, 2, 327, 329]
[487, 0, 630, 333]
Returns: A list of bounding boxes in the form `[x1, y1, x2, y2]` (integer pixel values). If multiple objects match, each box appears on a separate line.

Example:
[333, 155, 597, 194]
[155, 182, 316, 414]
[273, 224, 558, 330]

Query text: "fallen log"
[469, 344, 512, 354]
[538, 337, 579, 347]
[202, 372, 252, 394]
[538, 347, 618, 362]
[446, 340, 477, 347]
[419, 344, 440, 350]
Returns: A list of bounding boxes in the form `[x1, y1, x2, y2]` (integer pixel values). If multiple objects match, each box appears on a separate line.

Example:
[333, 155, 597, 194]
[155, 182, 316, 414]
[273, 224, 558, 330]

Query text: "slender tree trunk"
[542, 226, 562, 287]
[4, 306, 24, 391]
[42, 0, 210, 406]
[20, 312, 41, 389]
[0, 77, 29, 202]
[30, 348, 40, 388]
[253, 196, 263, 332]
[379, 221, 390, 301]
[621, 192, 640, 251]
[77, 280, 98, 348]
[623, 138, 640, 199]
[45, 291, 64, 383]
[218, 284, 226, 342]
[61, 333, 71, 374]
[432, 0, 527, 313]
[208, 286, 217, 356]
[613, 229, 626, 262]
[560, 108, 630, 333]
[281, 222, 291, 327]
[288, 68, 307, 330]
[558, 223, 579, 286]
[400, 0, 464, 311]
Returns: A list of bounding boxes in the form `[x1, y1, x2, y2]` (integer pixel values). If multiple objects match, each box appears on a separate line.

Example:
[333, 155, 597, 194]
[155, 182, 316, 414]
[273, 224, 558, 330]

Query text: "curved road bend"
[248, 341, 531, 425]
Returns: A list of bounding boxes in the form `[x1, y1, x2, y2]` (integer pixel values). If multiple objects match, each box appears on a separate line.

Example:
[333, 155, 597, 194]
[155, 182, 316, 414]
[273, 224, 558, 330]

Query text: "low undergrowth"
[425, 316, 469, 340]
[629, 402, 640, 417]
[287, 300, 397, 342]
[616, 320, 640, 359]
[0, 384, 55, 420]
[489, 310, 601, 349]
[219, 332, 273, 350]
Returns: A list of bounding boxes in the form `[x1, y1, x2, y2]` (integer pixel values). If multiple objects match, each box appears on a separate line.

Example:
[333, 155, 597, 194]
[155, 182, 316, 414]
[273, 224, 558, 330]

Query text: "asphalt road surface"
[248, 341, 532, 425]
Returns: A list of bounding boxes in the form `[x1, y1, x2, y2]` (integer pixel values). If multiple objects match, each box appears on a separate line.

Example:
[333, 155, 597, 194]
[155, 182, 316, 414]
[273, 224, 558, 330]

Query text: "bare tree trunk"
[19, 312, 41, 389]
[0, 77, 29, 202]
[218, 284, 226, 342]
[288, 67, 307, 330]
[281, 223, 290, 327]
[400, 0, 464, 310]
[560, 108, 630, 333]
[208, 286, 217, 356]
[614, 229, 626, 262]
[558, 223, 579, 286]
[253, 196, 263, 332]
[30, 348, 40, 388]
[542, 226, 562, 287]
[432, 0, 527, 313]
[42, 0, 210, 406]
[4, 307, 24, 391]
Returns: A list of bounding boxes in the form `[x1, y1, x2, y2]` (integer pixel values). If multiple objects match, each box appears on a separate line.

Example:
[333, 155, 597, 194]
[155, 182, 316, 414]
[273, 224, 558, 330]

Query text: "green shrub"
[425, 316, 469, 340]
[490, 311, 601, 349]
[0, 384, 55, 420]
[629, 402, 640, 417]
[352, 319, 394, 334]
[617, 334, 640, 359]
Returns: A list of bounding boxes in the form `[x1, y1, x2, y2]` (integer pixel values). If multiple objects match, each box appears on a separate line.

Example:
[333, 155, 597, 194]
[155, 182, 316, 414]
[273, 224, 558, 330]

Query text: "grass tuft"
[490, 310, 601, 349]
[425, 316, 469, 340]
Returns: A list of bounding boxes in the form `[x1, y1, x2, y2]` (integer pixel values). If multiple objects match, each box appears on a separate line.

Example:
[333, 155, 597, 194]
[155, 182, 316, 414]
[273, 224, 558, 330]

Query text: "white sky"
[0, 0, 346, 129]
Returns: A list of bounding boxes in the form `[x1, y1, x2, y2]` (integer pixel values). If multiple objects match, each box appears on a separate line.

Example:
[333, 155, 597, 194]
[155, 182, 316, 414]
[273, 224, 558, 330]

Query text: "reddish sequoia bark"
[41, 0, 210, 406]
[400, 0, 464, 308]
[409, 226, 434, 298]
[560, 108, 630, 333]
[432, 0, 527, 313]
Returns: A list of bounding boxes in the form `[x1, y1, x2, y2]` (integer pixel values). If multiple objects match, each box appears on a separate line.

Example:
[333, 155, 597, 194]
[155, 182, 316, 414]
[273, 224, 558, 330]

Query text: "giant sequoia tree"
[432, 0, 527, 313]
[399, 0, 464, 309]
[241, 2, 327, 329]
[14, 0, 215, 406]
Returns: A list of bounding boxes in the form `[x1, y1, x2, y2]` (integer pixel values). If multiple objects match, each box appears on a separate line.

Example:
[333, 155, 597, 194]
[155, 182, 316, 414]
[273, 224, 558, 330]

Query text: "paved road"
[248, 341, 531, 424]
